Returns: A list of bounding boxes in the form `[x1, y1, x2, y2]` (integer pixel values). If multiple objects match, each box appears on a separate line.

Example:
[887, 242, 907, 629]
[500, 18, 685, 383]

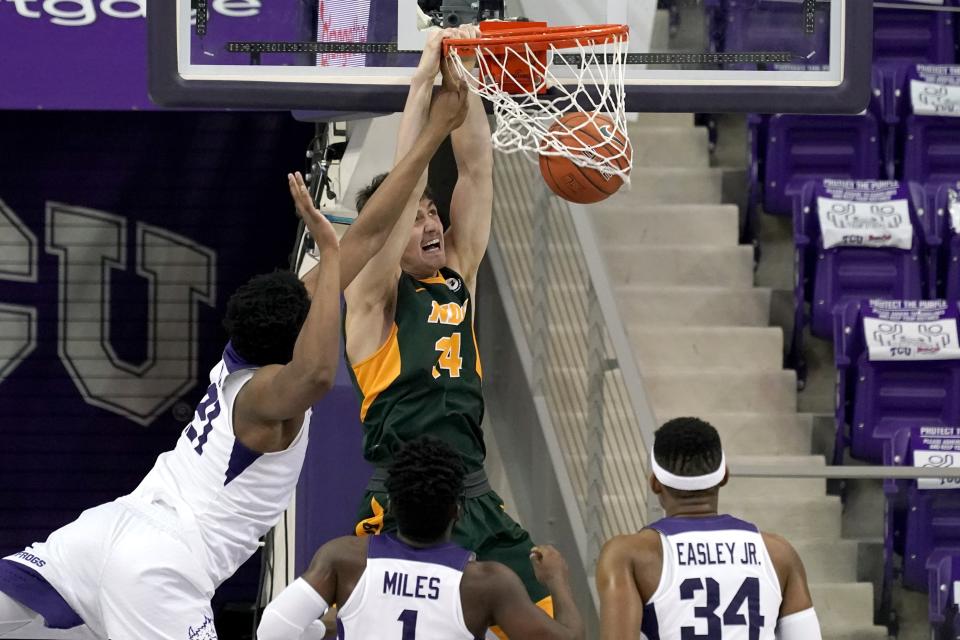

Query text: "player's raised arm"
[444, 24, 494, 295]
[344, 31, 467, 307]
[467, 546, 585, 640]
[232, 204, 341, 436]
[311, 76, 467, 291]
[596, 535, 645, 640]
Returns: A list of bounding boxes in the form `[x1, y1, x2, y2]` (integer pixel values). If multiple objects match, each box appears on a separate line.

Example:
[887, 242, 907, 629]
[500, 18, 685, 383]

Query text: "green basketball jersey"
[346, 267, 486, 471]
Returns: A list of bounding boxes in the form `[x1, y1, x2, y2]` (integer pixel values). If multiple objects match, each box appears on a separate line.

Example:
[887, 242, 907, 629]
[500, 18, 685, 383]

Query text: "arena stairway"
[587, 112, 888, 639]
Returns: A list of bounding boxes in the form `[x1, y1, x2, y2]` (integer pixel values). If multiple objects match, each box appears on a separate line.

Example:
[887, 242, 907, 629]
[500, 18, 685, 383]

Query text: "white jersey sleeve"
[131, 342, 311, 586]
[640, 515, 783, 640]
[337, 534, 475, 640]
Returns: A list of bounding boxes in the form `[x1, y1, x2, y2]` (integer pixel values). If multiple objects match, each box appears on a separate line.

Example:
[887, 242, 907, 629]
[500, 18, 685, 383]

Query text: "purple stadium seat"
[927, 552, 960, 631]
[923, 182, 957, 302]
[852, 359, 960, 463]
[883, 426, 960, 634]
[874, 6, 956, 70]
[903, 66, 960, 188]
[872, 65, 911, 179]
[831, 298, 959, 464]
[791, 181, 934, 385]
[764, 114, 882, 217]
[903, 116, 960, 187]
[905, 486, 960, 591]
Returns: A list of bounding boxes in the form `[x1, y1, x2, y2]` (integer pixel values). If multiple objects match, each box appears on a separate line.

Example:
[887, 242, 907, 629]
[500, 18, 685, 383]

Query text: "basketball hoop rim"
[442, 24, 629, 56]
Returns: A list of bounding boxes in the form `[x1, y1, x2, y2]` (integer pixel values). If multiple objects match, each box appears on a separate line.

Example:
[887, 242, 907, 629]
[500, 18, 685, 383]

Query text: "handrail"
[732, 464, 960, 480]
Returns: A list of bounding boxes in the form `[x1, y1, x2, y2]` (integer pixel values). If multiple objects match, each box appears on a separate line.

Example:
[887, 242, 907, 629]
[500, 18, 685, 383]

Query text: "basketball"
[538, 113, 632, 204]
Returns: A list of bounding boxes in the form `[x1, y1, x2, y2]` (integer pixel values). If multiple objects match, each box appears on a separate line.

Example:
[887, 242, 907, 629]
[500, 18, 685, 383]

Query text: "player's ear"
[649, 474, 663, 495]
[719, 467, 730, 488]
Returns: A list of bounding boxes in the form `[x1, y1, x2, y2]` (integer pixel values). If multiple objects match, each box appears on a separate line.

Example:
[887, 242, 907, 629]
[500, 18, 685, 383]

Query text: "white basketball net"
[446, 28, 632, 183]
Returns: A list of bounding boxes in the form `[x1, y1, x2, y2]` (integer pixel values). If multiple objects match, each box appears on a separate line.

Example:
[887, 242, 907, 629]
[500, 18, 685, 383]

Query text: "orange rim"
[443, 24, 629, 56]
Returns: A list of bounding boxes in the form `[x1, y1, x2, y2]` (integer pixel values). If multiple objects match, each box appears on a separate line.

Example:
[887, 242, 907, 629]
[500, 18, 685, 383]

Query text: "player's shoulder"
[759, 530, 800, 562]
[600, 530, 661, 564]
[461, 558, 516, 585]
[308, 535, 369, 570]
[759, 530, 803, 581]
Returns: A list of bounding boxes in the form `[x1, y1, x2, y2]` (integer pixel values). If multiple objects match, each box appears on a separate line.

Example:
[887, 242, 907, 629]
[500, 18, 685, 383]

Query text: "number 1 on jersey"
[433, 333, 463, 379]
[398, 609, 418, 640]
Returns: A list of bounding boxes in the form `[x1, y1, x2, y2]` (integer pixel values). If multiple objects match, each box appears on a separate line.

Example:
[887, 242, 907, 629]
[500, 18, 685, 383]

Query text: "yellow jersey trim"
[352, 323, 402, 422]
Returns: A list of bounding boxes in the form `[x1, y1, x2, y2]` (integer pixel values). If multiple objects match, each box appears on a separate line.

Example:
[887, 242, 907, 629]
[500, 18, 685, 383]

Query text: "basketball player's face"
[401, 198, 445, 277]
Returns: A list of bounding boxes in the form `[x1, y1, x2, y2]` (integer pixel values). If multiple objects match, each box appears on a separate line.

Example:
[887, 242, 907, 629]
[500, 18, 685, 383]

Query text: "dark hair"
[355, 172, 437, 215]
[653, 417, 723, 479]
[386, 437, 466, 543]
[222, 271, 310, 367]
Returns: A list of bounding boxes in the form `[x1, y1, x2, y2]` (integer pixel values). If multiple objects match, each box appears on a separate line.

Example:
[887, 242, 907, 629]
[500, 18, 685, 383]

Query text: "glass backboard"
[148, 0, 874, 113]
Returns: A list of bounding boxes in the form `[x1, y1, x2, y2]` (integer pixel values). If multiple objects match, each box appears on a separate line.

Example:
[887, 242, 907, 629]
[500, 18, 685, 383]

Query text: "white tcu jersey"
[641, 515, 782, 640]
[338, 534, 475, 640]
[132, 343, 310, 586]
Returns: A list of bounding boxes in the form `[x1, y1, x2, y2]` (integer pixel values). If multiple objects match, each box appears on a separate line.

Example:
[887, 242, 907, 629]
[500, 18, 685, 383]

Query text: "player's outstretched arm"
[466, 546, 584, 640]
[346, 39, 468, 307]
[234, 205, 340, 432]
[257, 540, 341, 640]
[596, 535, 645, 640]
[445, 24, 493, 294]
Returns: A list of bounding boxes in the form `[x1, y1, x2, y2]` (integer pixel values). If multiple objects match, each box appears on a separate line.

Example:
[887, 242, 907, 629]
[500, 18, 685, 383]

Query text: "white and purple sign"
[864, 300, 960, 361]
[816, 180, 913, 250]
[911, 64, 960, 117]
[912, 426, 960, 490]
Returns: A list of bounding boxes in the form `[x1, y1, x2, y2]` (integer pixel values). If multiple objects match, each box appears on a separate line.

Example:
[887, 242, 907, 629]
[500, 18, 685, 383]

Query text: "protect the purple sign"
[864, 300, 960, 361]
[815, 180, 914, 250]
[910, 64, 960, 116]
[912, 426, 960, 490]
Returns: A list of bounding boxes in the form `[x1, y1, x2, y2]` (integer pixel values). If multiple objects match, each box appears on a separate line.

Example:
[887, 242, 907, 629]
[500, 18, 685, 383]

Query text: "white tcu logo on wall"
[0, 199, 38, 387]
[0, 199, 217, 426]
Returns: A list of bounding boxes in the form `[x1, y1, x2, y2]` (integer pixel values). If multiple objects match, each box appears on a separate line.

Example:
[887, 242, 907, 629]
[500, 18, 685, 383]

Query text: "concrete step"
[724, 455, 827, 502]
[654, 412, 814, 457]
[628, 112, 694, 129]
[643, 370, 797, 415]
[592, 205, 740, 246]
[821, 629, 889, 640]
[607, 167, 726, 204]
[727, 496, 843, 538]
[793, 539, 861, 584]
[810, 583, 886, 637]
[603, 245, 754, 287]
[616, 286, 772, 328]
[629, 127, 710, 168]
[629, 326, 785, 371]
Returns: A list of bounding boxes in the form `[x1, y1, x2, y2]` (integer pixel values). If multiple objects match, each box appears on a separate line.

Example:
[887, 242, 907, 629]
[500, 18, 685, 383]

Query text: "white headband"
[651, 449, 727, 491]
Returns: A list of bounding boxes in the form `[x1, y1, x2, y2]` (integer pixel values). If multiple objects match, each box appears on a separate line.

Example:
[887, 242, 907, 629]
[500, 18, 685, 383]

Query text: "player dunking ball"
[596, 417, 823, 640]
[0, 74, 468, 639]
[342, 28, 553, 633]
[257, 437, 584, 640]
